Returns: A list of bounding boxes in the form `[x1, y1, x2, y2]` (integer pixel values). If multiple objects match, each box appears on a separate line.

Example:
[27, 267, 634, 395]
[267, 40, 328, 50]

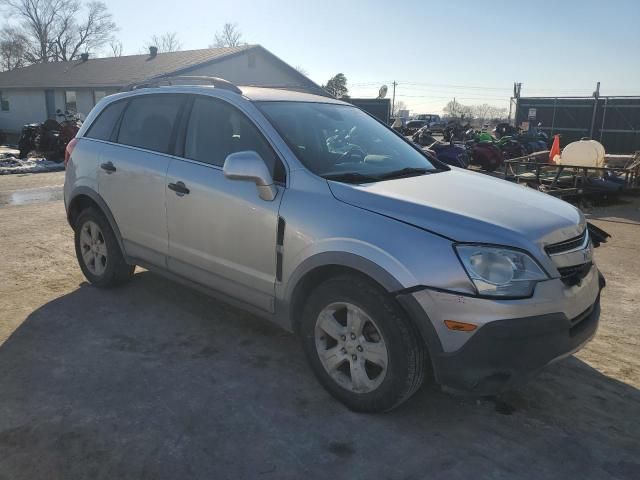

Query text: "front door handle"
[168, 181, 190, 195]
[100, 161, 116, 173]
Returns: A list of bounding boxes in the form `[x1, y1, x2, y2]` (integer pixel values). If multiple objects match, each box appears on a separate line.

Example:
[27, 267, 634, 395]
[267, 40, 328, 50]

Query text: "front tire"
[300, 275, 428, 413]
[74, 207, 135, 288]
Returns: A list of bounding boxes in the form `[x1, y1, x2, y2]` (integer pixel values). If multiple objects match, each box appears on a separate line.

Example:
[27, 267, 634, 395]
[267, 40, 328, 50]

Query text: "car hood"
[328, 168, 585, 252]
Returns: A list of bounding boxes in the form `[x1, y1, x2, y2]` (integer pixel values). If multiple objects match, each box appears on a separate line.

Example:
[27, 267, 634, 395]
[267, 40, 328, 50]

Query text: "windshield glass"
[257, 102, 441, 182]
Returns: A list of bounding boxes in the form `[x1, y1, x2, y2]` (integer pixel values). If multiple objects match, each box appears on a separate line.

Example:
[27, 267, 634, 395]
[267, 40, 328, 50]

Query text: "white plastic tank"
[558, 139, 605, 167]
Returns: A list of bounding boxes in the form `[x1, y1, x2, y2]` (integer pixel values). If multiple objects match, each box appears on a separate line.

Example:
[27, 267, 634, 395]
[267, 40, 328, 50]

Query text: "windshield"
[257, 102, 442, 182]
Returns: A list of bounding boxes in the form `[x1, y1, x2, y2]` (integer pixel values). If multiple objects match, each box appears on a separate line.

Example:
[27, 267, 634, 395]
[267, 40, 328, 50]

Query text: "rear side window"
[85, 100, 127, 141]
[184, 96, 285, 182]
[117, 94, 183, 154]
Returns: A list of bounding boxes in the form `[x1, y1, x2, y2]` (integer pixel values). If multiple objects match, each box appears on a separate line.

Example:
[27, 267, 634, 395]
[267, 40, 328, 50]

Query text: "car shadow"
[0, 271, 638, 480]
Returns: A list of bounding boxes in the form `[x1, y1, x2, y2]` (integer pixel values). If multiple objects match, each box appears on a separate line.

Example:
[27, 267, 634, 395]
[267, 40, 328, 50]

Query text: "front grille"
[558, 262, 592, 286]
[545, 229, 587, 255]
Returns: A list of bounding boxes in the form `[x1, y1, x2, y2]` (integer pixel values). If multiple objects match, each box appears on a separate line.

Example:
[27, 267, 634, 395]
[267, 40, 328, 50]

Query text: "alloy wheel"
[79, 220, 108, 276]
[314, 302, 389, 393]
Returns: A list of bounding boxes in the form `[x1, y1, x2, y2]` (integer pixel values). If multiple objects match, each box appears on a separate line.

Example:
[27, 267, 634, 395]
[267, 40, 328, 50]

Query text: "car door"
[165, 95, 286, 312]
[97, 93, 185, 267]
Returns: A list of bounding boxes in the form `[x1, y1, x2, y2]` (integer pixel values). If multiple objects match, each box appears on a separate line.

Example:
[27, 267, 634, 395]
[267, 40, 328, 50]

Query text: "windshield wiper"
[323, 172, 380, 184]
[377, 167, 434, 180]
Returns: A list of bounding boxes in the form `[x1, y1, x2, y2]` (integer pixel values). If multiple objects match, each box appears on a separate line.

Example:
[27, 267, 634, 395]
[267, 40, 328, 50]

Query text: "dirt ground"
[0, 171, 638, 480]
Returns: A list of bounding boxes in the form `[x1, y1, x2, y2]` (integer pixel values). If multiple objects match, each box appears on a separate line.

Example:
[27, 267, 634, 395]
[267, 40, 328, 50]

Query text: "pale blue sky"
[104, 0, 640, 114]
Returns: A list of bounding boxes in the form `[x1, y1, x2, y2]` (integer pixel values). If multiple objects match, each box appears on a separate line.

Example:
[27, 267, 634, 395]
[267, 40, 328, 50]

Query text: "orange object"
[444, 320, 478, 332]
[549, 134, 561, 163]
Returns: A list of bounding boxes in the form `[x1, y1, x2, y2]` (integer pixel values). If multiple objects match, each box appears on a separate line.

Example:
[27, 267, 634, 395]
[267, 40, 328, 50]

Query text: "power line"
[352, 87, 512, 100]
[396, 94, 509, 100]
[349, 80, 513, 91]
[397, 81, 512, 91]
[349, 81, 609, 97]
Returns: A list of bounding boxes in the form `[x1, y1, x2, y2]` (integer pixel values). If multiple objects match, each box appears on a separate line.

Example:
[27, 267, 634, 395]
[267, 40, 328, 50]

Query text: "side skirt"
[128, 257, 293, 333]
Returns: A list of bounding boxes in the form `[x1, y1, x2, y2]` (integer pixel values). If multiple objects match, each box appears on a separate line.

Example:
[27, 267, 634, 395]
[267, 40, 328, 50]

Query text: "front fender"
[277, 244, 446, 358]
[283, 246, 409, 304]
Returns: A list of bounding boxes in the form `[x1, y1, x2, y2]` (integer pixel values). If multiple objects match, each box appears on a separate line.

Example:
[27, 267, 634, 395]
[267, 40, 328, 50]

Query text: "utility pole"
[509, 82, 522, 125]
[589, 81, 600, 139]
[391, 81, 397, 116]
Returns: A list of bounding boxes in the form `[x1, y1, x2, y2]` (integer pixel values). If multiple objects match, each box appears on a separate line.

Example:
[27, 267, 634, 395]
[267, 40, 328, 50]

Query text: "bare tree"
[294, 65, 308, 76]
[462, 104, 509, 123]
[471, 103, 493, 123]
[392, 100, 407, 116]
[2, 0, 116, 62]
[487, 106, 508, 121]
[108, 40, 123, 57]
[211, 23, 242, 48]
[0, 26, 28, 70]
[2, 0, 70, 62]
[52, 1, 116, 61]
[443, 99, 473, 121]
[145, 32, 181, 53]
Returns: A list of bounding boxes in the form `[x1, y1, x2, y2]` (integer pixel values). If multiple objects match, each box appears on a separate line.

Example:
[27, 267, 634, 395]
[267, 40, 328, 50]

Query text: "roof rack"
[126, 76, 242, 94]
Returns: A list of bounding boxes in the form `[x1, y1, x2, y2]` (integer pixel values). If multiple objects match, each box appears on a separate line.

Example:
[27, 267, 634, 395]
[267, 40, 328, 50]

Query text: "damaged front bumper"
[397, 266, 604, 395]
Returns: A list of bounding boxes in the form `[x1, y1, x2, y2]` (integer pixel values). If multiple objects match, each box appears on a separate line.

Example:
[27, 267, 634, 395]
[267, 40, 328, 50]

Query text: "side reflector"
[444, 320, 477, 332]
[64, 138, 78, 168]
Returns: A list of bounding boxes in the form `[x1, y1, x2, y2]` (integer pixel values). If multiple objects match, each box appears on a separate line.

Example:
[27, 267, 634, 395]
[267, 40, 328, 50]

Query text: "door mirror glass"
[223, 151, 278, 201]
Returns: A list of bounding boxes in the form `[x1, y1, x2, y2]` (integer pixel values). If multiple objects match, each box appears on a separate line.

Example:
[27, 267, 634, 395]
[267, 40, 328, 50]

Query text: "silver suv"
[64, 78, 604, 412]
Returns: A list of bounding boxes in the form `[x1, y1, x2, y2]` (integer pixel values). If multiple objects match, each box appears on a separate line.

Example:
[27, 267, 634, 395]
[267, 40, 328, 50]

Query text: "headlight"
[455, 245, 548, 298]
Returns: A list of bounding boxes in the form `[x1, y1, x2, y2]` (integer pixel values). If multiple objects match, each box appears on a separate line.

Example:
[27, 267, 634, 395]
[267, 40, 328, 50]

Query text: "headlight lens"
[455, 245, 548, 298]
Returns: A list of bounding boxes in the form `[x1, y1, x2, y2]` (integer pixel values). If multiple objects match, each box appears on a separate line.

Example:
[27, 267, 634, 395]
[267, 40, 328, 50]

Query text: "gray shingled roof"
[0, 45, 256, 89]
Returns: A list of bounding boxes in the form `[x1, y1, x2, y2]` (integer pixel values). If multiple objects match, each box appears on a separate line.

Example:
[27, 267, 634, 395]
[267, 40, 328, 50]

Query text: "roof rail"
[126, 76, 242, 94]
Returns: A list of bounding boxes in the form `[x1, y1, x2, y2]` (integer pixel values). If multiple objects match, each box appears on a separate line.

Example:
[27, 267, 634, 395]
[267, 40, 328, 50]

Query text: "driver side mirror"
[223, 151, 278, 201]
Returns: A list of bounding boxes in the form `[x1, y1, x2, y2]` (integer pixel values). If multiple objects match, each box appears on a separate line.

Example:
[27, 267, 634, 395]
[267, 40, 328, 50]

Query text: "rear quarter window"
[85, 100, 127, 141]
[117, 94, 184, 154]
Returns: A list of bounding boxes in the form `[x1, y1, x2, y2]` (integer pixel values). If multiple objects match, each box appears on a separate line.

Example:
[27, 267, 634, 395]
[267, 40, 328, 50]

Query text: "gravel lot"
[0, 171, 638, 480]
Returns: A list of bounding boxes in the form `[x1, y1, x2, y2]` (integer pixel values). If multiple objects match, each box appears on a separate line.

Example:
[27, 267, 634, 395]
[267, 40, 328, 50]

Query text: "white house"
[0, 44, 325, 134]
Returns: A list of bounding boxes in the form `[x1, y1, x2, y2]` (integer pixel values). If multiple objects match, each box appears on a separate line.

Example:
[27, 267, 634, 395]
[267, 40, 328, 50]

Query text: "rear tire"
[74, 207, 134, 288]
[300, 274, 427, 413]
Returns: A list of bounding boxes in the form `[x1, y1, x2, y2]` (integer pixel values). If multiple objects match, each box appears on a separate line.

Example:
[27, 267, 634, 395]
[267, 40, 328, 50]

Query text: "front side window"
[65, 90, 77, 112]
[184, 96, 284, 182]
[258, 102, 441, 182]
[117, 94, 183, 154]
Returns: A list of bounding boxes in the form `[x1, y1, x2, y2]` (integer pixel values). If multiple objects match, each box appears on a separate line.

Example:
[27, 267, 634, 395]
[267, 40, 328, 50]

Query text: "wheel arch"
[67, 187, 126, 255]
[284, 253, 399, 330]
[283, 252, 442, 358]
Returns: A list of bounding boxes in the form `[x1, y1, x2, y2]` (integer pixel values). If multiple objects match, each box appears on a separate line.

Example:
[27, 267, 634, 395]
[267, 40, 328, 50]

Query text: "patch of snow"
[0, 153, 64, 175]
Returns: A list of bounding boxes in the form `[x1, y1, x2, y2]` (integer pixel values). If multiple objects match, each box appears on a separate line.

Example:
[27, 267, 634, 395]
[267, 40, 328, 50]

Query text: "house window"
[0, 91, 8, 111]
[93, 90, 107, 105]
[248, 53, 256, 69]
[65, 90, 77, 112]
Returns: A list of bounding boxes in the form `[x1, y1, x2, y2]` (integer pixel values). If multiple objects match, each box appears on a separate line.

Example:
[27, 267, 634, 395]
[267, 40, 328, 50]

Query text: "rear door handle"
[168, 181, 190, 195]
[100, 161, 116, 173]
